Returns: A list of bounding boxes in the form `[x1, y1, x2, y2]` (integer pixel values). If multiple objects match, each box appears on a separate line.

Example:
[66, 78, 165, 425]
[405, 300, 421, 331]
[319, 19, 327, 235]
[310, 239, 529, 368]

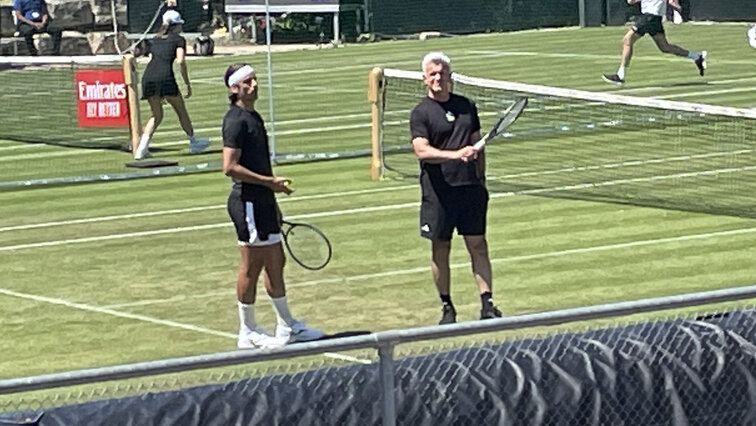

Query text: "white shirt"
[641, 0, 666, 16]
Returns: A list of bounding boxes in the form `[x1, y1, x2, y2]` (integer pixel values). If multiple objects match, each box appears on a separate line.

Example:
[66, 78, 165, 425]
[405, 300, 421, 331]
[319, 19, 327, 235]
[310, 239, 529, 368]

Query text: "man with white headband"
[221, 63, 324, 349]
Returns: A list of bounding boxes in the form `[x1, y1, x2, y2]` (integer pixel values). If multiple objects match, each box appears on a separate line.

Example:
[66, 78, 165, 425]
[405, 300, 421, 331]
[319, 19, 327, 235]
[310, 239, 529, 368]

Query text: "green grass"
[0, 22, 755, 398]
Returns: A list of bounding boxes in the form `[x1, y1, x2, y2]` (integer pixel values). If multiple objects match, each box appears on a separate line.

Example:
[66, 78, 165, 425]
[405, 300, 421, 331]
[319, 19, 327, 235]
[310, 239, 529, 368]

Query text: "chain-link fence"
[2, 285, 756, 425]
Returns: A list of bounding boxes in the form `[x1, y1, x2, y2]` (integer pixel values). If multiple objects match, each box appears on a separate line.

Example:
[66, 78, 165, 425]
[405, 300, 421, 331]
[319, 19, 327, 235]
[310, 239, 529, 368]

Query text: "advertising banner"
[75, 69, 129, 128]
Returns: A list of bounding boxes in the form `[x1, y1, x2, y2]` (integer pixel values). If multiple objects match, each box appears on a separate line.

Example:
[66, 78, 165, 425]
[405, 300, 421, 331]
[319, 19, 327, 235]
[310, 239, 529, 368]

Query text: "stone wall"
[1, 0, 129, 55]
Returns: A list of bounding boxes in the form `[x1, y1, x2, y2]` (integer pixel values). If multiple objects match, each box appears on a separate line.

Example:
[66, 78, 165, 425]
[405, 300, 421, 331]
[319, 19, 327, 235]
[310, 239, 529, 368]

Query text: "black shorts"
[420, 178, 489, 241]
[632, 14, 664, 36]
[227, 192, 282, 246]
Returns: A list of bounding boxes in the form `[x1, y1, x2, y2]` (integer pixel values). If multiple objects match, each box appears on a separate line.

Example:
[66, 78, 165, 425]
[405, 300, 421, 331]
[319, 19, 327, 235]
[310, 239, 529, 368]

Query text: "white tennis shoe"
[189, 136, 210, 154]
[275, 320, 324, 343]
[237, 326, 288, 349]
[134, 146, 151, 160]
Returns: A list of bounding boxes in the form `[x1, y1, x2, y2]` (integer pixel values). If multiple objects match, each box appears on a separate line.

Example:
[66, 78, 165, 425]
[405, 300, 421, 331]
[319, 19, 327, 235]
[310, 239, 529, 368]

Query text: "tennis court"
[1, 22, 755, 389]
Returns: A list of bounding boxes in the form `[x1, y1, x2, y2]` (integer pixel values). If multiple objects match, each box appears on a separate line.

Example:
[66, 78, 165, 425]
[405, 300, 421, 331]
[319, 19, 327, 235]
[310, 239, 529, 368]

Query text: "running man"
[602, 0, 706, 85]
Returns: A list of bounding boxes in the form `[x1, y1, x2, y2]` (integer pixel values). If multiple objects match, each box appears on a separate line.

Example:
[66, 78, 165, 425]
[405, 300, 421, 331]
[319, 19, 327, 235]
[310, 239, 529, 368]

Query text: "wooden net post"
[368, 67, 385, 180]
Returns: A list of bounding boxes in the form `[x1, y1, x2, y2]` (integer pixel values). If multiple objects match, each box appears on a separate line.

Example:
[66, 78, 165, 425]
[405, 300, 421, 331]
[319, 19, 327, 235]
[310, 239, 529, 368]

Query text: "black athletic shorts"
[420, 178, 489, 241]
[632, 14, 664, 36]
[227, 191, 282, 246]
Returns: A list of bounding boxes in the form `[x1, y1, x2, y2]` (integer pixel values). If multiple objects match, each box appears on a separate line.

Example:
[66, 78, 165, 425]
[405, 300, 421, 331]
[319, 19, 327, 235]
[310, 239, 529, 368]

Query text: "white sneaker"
[134, 144, 152, 160]
[275, 320, 324, 343]
[189, 137, 210, 154]
[237, 326, 288, 349]
[134, 149, 152, 160]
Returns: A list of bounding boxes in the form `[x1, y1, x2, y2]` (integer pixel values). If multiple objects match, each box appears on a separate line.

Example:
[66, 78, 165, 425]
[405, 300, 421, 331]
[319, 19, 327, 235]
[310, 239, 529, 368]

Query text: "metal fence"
[2, 285, 756, 425]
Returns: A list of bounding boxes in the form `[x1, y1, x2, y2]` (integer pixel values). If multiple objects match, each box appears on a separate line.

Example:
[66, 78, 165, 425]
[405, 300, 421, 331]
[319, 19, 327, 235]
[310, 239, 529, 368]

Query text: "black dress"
[140, 33, 186, 99]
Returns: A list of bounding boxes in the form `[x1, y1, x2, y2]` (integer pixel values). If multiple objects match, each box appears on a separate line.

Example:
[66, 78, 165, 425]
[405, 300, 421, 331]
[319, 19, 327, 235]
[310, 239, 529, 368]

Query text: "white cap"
[162, 10, 184, 25]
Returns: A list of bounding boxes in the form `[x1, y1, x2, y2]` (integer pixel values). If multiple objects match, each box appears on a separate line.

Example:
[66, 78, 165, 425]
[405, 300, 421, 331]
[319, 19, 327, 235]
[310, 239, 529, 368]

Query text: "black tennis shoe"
[695, 51, 707, 76]
[602, 73, 625, 85]
[439, 304, 456, 325]
[480, 303, 503, 320]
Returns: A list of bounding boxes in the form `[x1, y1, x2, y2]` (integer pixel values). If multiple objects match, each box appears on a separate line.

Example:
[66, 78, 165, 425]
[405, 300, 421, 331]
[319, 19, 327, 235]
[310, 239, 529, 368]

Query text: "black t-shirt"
[222, 105, 275, 203]
[410, 93, 482, 187]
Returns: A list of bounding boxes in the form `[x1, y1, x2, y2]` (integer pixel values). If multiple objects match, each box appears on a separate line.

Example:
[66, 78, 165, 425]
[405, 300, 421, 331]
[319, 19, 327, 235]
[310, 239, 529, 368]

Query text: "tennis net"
[369, 68, 756, 218]
[0, 55, 136, 150]
[0, 55, 146, 187]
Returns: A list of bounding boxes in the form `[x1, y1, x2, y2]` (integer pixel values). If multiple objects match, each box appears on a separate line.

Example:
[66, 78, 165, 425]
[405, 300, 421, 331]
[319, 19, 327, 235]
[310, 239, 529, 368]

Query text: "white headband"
[228, 65, 255, 87]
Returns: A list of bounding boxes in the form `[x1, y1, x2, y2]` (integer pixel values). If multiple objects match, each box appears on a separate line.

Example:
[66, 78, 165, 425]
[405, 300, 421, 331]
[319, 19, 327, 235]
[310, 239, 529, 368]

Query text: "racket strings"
[285, 225, 331, 269]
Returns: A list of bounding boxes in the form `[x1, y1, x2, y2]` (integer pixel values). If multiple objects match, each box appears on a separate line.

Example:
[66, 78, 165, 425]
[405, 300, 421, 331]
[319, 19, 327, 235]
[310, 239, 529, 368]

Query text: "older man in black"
[410, 51, 503, 325]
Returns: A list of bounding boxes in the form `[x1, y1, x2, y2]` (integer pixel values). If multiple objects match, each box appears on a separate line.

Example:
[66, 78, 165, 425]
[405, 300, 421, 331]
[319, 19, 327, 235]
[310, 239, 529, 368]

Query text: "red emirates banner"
[75, 69, 129, 127]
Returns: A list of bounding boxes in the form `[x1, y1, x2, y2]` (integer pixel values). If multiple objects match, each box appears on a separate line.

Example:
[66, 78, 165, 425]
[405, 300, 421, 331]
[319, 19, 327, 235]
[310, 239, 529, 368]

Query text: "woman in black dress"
[134, 10, 209, 160]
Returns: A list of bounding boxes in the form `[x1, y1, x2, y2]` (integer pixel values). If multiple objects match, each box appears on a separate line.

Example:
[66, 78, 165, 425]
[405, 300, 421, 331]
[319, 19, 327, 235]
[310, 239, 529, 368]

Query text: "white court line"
[468, 50, 756, 66]
[3, 162, 754, 251]
[653, 87, 756, 99]
[0, 203, 417, 252]
[0, 287, 370, 364]
[0, 111, 373, 154]
[0, 287, 233, 338]
[621, 76, 756, 95]
[2, 223, 751, 364]
[496, 150, 753, 180]
[104, 224, 756, 310]
[0, 185, 416, 233]
[0, 121, 374, 158]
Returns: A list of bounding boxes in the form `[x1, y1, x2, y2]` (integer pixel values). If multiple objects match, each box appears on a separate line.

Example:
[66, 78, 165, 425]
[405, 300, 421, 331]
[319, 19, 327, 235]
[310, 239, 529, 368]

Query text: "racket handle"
[473, 139, 486, 151]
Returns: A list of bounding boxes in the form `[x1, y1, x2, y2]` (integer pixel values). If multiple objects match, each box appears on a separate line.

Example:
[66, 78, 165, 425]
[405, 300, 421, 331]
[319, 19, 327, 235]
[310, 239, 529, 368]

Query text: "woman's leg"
[135, 96, 164, 158]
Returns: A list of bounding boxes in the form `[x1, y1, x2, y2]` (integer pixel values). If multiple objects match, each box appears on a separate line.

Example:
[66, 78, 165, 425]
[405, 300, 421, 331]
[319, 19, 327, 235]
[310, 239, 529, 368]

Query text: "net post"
[368, 67, 385, 180]
[121, 53, 142, 154]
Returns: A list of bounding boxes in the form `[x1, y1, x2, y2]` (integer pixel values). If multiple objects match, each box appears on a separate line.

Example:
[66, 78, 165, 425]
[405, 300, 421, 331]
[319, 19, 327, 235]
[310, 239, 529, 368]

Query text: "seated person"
[12, 0, 62, 55]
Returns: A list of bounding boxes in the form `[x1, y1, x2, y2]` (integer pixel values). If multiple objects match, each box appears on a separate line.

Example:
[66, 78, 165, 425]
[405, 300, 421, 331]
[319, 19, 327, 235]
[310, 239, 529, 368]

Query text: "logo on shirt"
[445, 111, 455, 122]
[421, 224, 431, 233]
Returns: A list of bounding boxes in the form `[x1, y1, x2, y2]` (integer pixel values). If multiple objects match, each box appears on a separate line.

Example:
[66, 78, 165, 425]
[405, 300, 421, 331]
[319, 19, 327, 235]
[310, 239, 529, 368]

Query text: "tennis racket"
[281, 220, 332, 271]
[473, 97, 528, 151]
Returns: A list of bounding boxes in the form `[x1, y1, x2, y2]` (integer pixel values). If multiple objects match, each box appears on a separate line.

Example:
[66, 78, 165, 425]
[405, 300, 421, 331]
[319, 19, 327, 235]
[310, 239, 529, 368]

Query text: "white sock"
[687, 50, 700, 60]
[237, 302, 257, 335]
[271, 296, 295, 327]
[617, 66, 626, 80]
[137, 133, 150, 150]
